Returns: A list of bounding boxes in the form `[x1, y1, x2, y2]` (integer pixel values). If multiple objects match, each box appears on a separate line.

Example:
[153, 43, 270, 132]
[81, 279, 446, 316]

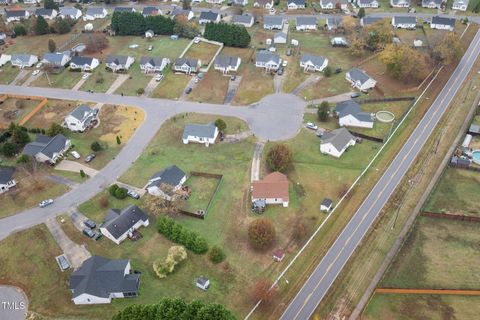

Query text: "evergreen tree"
[35, 16, 49, 35]
[204, 22, 250, 47]
[48, 39, 56, 53]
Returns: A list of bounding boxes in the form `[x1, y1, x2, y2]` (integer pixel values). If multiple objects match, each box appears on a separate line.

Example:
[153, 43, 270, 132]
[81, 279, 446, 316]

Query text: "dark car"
[277, 67, 284, 76]
[85, 153, 96, 163]
[335, 67, 342, 74]
[83, 219, 96, 229]
[185, 87, 192, 94]
[351, 92, 361, 98]
[83, 228, 95, 238]
[230, 75, 236, 81]
[93, 232, 103, 241]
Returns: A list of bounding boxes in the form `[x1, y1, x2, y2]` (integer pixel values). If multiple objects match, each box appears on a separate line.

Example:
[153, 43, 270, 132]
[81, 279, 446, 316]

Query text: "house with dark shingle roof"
[140, 56, 170, 73]
[114, 7, 135, 13]
[392, 16, 417, 29]
[232, 15, 254, 27]
[84, 7, 108, 21]
[346, 67, 376, 91]
[199, 11, 220, 24]
[6, 10, 30, 23]
[214, 55, 241, 74]
[335, 100, 374, 128]
[10, 54, 38, 68]
[320, 128, 356, 158]
[0, 167, 16, 195]
[22, 134, 71, 164]
[182, 122, 219, 147]
[171, 7, 194, 20]
[431, 16, 455, 31]
[64, 105, 98, 132]
[146, 165, 187, 199]
[106, 55, 134, 72]
[255, 51, 281, 71]
[296, 16, 317, 31]
[300, 53, 328, 72]
[69, 56, 100, 72]
[173, 58, 201, 74]
[142, 6, 160, 17]
[70, 256, 140, 304]
[42, 52, 71, 67]
[100, 205, 149, 245]
[264, 16, 284, 30]
[59, 7, 82, 20]
[34, 8, 58, 20]
[326, 17, 343, 30]
[252, 172, 289, 207]
[360, 16, 383, 27]
[287, 0, 305, 9]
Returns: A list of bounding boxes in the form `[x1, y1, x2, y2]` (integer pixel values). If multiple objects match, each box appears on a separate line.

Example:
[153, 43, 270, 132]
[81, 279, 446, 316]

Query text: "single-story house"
[357, 0, 380, 7]
[346, 67, 376, 91]
[390, 0, 410, 7]
[320, 0, 348, 9]
[69, 56, 100, 72]
[196, 276, 210, 291]
[296, 16, 317, 31]
[422, 0, 443, 8]
[142, 6, 160, 17]
[140, 56, 170, 73]
[84, 7, 108, 21]
[452, 0, 469, 10]
[182, 122, 219, 147]
[252, 172, 289, 207]
[0, 54, 11, 67]
[171, 8, 194, 21]
[360, 16, 383, 27]
[113, 7, 135, 13]
[146, 165, 187, 199]
[335, 100, 374, 128]
[173, 58, 201, 74]
[0, 167, 16, 195]
[100, 205, 149, 245]
[59, 7, 82, 20]
[34, 8, 58, 20]
[106, 55, 134, 72]
[431, 16, 455, 31]
[5, 10, 30, 23]
[326, 17, 343, 31]
[253, 0, 274, 8]
[22, 134, 71, 164]
[10, 54, 38, 68]
[255, 51, 281, 71]
[64, 105, 98, 132]
[199, 11, 220, 24]
[274, 31, 287, 44]
[70, 256, 140, 304]
[300, 53, 328, 72]
[213, 55, 241, 74]
[232, 15, 254, 28]
[320, 128, 356, 158]
[287, 0, 305, 9]
[233, 0, 249, 6]
[468, 124, 480, 135]
[320, 198, 333, 212]
[331, 37, 348, 47]
[264, 16, 284, 30]
[392, 16, 417, 29]
[273, 249, 285, 262]
[42, 52, 71, 67]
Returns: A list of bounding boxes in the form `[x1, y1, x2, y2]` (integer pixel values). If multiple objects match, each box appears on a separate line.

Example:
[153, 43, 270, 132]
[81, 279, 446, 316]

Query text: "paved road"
[280, 29, 480, 320]
[0, 86, 304, 241]
[0, 285, 28, 320]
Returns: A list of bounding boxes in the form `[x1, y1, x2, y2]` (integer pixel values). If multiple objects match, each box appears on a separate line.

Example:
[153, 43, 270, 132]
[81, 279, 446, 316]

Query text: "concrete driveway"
[106, 74, 129, 95]
[22, 71, 43, 87]
[224, 75, 242, 105]
[143, 74, 160, 97]
[9, 70, 29, 86]
[55, 160, 99, 177]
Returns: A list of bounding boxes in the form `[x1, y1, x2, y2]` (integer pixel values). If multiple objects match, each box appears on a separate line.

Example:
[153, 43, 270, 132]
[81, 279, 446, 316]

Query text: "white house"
[106, 55, 134, 72]
[146, 165, 187, 199]
[320, 128, 356, 158]
[431, 16, 456, 31]
[70, 56, 100, 72]
[346, 67, 377, 91]
[182, 122, 219, 146]
[173, 58, 201, 74]
[233, 0, 249, 6]
[357, 0, 379, 7]
[42, 52, 71, 67]
[84, 7, 108, 21]
[6, 10, 30, 23]
[0, 167, 16, 195]
[0, 54, 11, 67]
[392, 16, 417, 29]
[34, 8, 58, 20]
[22, 134, 71, 164]
[255, 51, 281, 71]
[100, 205, 149, 245]
[206, 0, 225, 3]
[336, 100, 374, 128]
[253, 0, 274, 8]
[59, 7, 82, 20]
[64, 105, 98, 132]
[252, 172, 289, 208]
[232, 15, 254, 28]
[140, 56, 170, 73]
[171, 8, 195, 21]
[320, 198, 333, 212]
[296, 16, 317, 31]
[287, 0, 306, 9]
[452, 0, 469, 10]
[213, 55, 241, 74]
[300, 53, 328, 72]
[70, 256, 140, 305]
[274, 31, 287, 44]
[264, 16, 284, 30]
[326, 17, 343, 30]
[390, 0, 410, 7]
[10, 54, 38, 68]
[331, 37, 348, 47]
[422, 0, 443, 8]
[320, 0, 348, 9]
[199, 11, 220, 24]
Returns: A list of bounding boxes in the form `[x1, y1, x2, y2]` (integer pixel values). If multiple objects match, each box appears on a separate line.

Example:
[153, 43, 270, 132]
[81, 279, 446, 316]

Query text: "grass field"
[0, 97, 42, 129]
[188, 70, 229, 104]
[151, 68, 191, 99]
[0, 65, 20, 85]
[80, 68, 118, 93]
[114, 66, 153, 96]
[423, 167, 480, 217]
[231, 63, 274, 105]
[183, 41, 221, 67]
[30, 69, 82, 89]
[180, 175, 221, 214]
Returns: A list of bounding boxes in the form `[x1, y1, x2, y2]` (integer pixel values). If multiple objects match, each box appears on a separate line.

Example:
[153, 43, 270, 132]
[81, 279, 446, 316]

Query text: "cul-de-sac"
[0, 0, 480, 319]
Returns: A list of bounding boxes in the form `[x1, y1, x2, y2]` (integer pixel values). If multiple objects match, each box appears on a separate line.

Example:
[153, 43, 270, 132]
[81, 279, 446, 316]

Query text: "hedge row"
[157, 216, 208, 254]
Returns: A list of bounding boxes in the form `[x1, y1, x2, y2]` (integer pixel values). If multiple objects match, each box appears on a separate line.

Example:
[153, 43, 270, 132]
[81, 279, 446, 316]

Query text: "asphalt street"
[280, 29, 480, 320]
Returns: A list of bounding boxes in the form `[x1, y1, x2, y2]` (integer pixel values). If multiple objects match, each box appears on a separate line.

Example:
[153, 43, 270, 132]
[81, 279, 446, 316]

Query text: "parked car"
[282, 60, 288, 67]
[277, 67, 284, 76]
[82, 73, 89, 80]
[83, 219, 96, 229]
[351, 92, 361, 98]
[286, 49, 292, 56]
[335, 67, 342, 74]
[70, 151, 81, 159]
[230, 75, 236, 81]
[36, 62, 43, 69]
[93, 232, 103, 241]
[83, 228, 95, 238]
[148, 45, 153, 51]
[57, 255, 70, 271]
[39, 199, 54, 208]
[85, 153, 96, 163]
[194, 37, 200, 44]
[194, 77, 199, 84]
[127, 190, 140, 200]
[155, 74, 163, 82]
[32, 70, 40, 76]
[185, 87, 192, 94]
[306, 122, 318, 130]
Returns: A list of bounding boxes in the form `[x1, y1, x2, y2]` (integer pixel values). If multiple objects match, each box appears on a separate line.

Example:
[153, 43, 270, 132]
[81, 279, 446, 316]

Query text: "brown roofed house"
[252, 172, 289, 208]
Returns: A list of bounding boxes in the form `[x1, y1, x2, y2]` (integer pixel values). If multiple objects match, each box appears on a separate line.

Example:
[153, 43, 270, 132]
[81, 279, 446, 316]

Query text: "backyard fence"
[375, 288, 480, 296]
[421, 211, 480, 223]
[18, 98, 48, 126]
[349, 130, 384, 143]
[357, 96, 416, 104]
[450, 163, 480, 172]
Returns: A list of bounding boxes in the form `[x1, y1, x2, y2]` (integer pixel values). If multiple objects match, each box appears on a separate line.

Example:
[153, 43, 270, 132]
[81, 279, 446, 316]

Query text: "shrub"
[317, 101, 330, 122]
[80, 169, 86, 178]
[114, 187, 128, 199]
[1, 142, 16, 157]
[157, 216, 209, 254]
[136, 88, 145, 95]
[108, 184, 119, 196]
[253, 279, 275, 304]
[48, 39, 56, 53]
[323, 65, 332, 77]
[153, 246, 187, 279]
[16, 154, 30, 164]
[99, 196, 109, 208]
[13, 25, 27, 36]
[91, 141, 102, 152]
[116, 135, 121, 145]
[266, 144, 293, 172]
[248, 218, 276, 250]
[46, 123, 65, 137]
[208, 246, 225, 264]
[215, 119, 227, 132]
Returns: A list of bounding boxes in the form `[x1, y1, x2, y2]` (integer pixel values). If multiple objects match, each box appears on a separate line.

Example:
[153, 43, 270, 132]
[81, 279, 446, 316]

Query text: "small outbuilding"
[196, 276, 210, 291]
[320, 198, 333, 212]
[273, 249, 285, 262]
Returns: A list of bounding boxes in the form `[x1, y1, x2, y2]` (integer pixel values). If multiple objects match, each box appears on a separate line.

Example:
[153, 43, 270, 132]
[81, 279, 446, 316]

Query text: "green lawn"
[231, 63, 274, 105]
[282, 55, 309, 93]
[111, 35, 190, 61]
[0, 65, 20, 85]
[181, 175, 221, 214]
[115, 66, 153, 96]
[79, 67, 118, 93]
[151, 68, 191, 100]
[188, 70, 229, 104]
[30, 69, 82, 89]
[183, 41, 221, 67]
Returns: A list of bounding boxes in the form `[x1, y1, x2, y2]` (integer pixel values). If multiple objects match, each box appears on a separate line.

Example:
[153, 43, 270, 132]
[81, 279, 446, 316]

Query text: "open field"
[0, 65, 20, 85]
[183, 41, 221, 67]
[114, 66, 153, 96]
[79, 68, 118, 93]
[4, 33, 75, 57]
[231, 63, 274, 105]
[187, 70, 229, 104]
[151, 68, 192, 99]
[0, 97, 42, 129]
[30, 69, 83, 89]
[180, 174, 221, 214]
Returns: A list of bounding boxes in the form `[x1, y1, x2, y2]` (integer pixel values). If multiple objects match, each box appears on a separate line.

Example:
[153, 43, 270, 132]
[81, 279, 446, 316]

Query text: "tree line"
[203, 22, 251, 48]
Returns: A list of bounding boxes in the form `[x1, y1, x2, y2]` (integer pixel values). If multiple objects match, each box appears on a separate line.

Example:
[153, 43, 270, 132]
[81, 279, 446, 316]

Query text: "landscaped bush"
[215, 118, 226, 132]
[46, 123, 66, 137]
[208, 246, 226, 264]
[157, 216, 208, 254]
[91, 141, 102, 152]
[248, 218, 276, 250]
[114, 187, 128, 200]
[266, 144, 293, 172]
[153, 245, 187, 278]
[108, 184, 119, 196]
[136, 88, 145, 95]
[317, 101, 329, 122]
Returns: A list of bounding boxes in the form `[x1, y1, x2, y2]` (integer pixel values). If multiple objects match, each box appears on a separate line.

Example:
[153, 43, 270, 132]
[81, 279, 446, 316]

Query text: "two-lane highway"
[280, 29, 480, 320]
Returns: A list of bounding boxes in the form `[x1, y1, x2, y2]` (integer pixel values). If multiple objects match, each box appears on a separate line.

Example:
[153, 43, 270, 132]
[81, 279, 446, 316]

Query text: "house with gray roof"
[336, 100, 374, 128]
[320, 128, 356, 158]
[300, 53, 328, 72]
[392, 16, 417, 29]
[70, 56, 100, 72]
[10, 54, 38, 68]
[64, 105, 98, 132]
[255, 50, 281, 71]
[390, 0, 410, 7]
[146, 165, 187, 199]
[431, 16, 455, 31]
[22, 134, 71, 164]
[5, 10, 30, 23]
[422, 0, 443, 8]
[114, 7, 135, 13]
[100, 205, 149, 245]
[233, 0, 249, 6]
[326, 17, 343, 30]
[0, 167, 16, 195]
[274, 31, 287, 44]
[142, 6, 160, 17]
[287, 0, 305, 9]
[360, 16, 383, 27]
[106, 55, 134, 72]
[140, 56, 170, 73]
[320, 0, 348, 9]
[214, 55, 241, 74]
[173, 58, 201, 74]
[357, 0, 380, 7]
[232, 15, 254, 27]
[452, 0, 469, 10]
[296, 16, 317, 31]
[199, 11, 220, 24]
[264, 16, 284, 30]
[42, 52, 71, 67]
[59, 7, 82, 20]
[84, 7, 108, 21]
[182, 122, 219, 147]
[253, 0, 274, 8]
[70, 256, 140, 304]
[34, 8, 58, 20]
[171, 8, 194, 20]
[346, 67, 376, 91]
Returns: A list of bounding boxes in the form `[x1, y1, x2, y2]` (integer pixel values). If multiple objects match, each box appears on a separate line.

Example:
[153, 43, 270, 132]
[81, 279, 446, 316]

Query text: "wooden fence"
[357, 96, 416, 104]
[18, 98, 48, 126]
[421, 211, 480, 223]
[376, 288, 480, 296]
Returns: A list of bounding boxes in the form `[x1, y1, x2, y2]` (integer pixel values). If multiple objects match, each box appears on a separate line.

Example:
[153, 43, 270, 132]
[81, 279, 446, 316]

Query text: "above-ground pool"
[71, 43, 86, 53]
[376, 111, 395, 123]
[472, 150, 480, 165]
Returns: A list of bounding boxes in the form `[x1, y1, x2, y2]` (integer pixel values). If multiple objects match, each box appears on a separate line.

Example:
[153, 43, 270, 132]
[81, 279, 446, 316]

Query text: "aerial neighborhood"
[0, 0, 479, 319]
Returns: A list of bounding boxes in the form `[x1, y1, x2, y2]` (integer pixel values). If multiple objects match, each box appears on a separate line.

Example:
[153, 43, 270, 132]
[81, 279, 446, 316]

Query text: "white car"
[39, 199, 54, 208]
[155, 74, 163, 82]
[282, 60, 288, 67]
[306, 122, 318, 130]
[70, 151, 81, 159]
[32, 70, 40, 76]
[82, 73, 89, 80]
[36, 62, 43, 69]
[194, 37, 200, 44]
[148, 45, 153, 51]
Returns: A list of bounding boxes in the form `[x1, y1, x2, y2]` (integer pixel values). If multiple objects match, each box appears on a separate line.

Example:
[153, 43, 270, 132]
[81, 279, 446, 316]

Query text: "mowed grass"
[183, 41, 221, 66]
[0, 97, 42, 129]
[0, 65, 20, 85]
[282, 55, 310, 93]
[381, 217, 480, 289]
[114, 66, 153, 96]
[80, 68, 118, 93]
[187, 70, 229, 104]
[424, 167, 480, 217]
[151, 68, 191, 99]
[4, 33, 73, 57]
[231, 63, 274, 105]
[181, 175, 221, 213]
[30, 69, 83, 89]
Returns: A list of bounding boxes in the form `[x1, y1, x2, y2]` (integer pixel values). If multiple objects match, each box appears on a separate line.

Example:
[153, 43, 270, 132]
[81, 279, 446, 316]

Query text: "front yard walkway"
[106, 74, 129, 95]
[55, 160, 99, 177]
[274, 73, 286, 93]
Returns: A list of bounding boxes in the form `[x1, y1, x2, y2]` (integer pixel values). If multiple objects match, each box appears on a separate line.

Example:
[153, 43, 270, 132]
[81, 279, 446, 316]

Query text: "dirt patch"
[98, 104, 144, 144]
[0, 98, 41, 129]
[24, 100, 79, 130]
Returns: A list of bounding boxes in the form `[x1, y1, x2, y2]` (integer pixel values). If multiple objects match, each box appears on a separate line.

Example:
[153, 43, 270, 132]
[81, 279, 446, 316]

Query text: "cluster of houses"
[391, 15, 456, 31]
